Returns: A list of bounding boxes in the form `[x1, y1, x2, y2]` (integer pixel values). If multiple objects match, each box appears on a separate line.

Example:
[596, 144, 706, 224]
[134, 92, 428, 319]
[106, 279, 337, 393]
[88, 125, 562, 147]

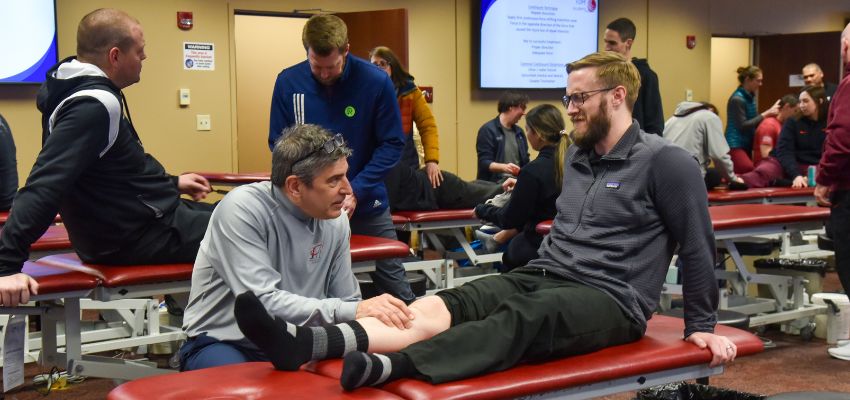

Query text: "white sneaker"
[827, 344, 850, 361]
[474, 230, 501, 253]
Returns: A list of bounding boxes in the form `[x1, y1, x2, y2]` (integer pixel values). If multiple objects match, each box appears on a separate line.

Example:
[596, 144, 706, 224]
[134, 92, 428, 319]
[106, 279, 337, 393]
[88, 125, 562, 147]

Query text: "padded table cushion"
[106, 362, 403, 400]
[310, 315, 763, 400]
[21, 260, 98, 294]
[28, 225, 72, 251]
[391, 213, 410, 225]
[37, 253, 192, 288]
[709, 204, 829, 231]
[536, 204, 828, 235]
[0, 225, 71, 251]
[0, 211, 61, 225]
[536, 220, 552, 235]
[350, 235, 410, 262]
[708, 187, 814, 203]
[192, 171, 270, 184]
[393, 209, 475, 223]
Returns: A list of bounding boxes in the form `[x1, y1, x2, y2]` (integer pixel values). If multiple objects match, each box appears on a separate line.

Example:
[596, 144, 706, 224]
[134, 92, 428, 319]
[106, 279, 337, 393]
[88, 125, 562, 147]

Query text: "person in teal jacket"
[724, 65, 779, 174]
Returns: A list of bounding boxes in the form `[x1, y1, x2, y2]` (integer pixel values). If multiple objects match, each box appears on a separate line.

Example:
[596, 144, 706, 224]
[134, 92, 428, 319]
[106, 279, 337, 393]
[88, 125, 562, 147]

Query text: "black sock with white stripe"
[340, 351, 414, 391]
[234, 291, 368, 371]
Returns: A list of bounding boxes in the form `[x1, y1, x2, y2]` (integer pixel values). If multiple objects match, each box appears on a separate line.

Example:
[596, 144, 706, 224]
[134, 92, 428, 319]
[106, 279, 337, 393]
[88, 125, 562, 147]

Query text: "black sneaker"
[728, 180, 749, 191]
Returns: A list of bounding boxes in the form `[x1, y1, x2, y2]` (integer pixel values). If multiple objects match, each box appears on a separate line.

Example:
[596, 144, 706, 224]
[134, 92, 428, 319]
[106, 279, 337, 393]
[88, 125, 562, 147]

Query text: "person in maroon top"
[752, 94, 798, 166]
[815, 24, 850, 351]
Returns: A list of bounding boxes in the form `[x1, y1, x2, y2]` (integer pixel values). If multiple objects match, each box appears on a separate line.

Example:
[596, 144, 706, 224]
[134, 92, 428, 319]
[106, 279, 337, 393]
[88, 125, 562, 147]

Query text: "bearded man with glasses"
[180, 124, 415, 371]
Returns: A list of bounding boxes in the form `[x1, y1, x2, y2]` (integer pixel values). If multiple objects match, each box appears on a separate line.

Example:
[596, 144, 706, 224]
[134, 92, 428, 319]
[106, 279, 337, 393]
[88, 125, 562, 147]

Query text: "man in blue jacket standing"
[268, 14, 413, 302]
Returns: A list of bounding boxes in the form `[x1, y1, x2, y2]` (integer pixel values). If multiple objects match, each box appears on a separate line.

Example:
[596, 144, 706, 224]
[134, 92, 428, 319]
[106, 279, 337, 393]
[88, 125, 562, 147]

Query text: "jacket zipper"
[572, 163, 610, 234]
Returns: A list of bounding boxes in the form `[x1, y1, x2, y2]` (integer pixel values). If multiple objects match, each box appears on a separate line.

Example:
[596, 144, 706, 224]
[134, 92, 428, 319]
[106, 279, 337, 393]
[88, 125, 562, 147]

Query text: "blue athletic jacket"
[268, 54, 404, 216]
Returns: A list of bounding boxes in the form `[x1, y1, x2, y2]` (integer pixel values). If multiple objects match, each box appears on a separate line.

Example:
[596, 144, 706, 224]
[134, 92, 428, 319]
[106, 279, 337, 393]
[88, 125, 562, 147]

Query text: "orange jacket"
[398, 84, 439, 163]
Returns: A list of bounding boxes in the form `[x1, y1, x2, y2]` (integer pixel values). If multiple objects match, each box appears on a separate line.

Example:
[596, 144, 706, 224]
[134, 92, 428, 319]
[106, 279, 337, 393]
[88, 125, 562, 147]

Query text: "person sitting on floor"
[180, 124, 413, 371]
[473, 104, 567, 270]
[233, 51, 736, 391]
[738, 86, 829, 188]
[752, 94, 799, 166]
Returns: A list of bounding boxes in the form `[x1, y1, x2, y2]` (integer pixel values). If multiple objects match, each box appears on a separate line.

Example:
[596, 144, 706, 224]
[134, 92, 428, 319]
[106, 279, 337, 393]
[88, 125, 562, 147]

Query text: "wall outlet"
[196, 114, 211, 131]
[685, 89, 693, 101]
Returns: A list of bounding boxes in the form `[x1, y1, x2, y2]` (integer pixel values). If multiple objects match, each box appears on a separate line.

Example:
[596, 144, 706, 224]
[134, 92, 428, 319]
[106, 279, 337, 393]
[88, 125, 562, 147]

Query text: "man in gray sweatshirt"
[664, 101, 747, 190]
[180, 124, 414, 371]
[233, 52, 738, 390]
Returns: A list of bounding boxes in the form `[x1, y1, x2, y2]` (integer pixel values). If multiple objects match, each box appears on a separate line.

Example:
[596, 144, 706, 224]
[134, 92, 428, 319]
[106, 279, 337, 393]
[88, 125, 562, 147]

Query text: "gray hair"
[270, 124, 352, 187]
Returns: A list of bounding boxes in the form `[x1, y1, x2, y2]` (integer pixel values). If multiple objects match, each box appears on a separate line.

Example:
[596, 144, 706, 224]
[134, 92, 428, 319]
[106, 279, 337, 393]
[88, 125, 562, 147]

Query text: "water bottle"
[807, 165, 817, 187]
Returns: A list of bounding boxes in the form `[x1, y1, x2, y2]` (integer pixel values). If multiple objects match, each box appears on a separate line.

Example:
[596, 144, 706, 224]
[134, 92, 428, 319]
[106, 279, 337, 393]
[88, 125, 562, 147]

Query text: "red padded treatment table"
[106, 315, 763, 400]
[191, 171, 270, 185]
[0, 210, 62, 226]
[707, 187, 815, 205]
[392, 209, 501, 270]
[0, 224, 72, 252]
[536, 204, 829, 236]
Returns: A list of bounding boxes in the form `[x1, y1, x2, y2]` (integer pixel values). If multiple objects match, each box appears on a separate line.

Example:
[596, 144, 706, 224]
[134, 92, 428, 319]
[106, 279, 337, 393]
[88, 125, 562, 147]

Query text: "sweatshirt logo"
[344, 106, 356, 118]
[373, 200, 382, 208]
[309, 243, 323, 261]
[605, 182, 621, 189]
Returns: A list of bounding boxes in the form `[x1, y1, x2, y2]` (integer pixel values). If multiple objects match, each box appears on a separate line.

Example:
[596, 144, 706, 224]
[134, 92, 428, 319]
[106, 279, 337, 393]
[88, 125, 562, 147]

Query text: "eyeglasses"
[562, 87, 616, 109]
[292, 133, 346, 165]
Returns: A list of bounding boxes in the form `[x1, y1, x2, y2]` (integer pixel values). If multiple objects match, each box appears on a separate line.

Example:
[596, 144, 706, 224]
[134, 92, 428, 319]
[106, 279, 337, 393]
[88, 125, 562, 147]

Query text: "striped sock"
[234, 291, 368, 370]
[340, 351, 413, 391]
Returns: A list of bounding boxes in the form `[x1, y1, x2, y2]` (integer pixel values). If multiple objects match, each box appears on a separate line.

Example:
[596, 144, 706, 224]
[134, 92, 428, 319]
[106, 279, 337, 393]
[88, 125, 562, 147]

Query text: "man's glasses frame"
[562, 87, 616, 109]
[292, 133, 346, 166]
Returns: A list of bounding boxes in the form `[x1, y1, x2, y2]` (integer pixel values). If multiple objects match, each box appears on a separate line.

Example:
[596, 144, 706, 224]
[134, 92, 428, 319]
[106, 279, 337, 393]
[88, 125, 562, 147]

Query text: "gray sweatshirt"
[531, 123, 718, 337]
[664, 101, 737, 181]
[183, 181, 360, 341]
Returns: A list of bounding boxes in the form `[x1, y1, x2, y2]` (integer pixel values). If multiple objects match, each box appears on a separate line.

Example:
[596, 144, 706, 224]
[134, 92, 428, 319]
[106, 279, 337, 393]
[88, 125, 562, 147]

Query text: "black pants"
[833, 190, 850, 295]
[501, 232, 543, 271]
[434, 173, 501, 209]
[401, 269, 643, 383]
[89, 199, 215, 265]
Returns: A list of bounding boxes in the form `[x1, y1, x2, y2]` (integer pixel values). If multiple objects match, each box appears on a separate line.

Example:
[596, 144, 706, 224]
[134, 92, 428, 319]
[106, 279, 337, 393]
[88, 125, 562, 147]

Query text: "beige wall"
[6, 0, 833, 185]
[710, 38, 752, 128]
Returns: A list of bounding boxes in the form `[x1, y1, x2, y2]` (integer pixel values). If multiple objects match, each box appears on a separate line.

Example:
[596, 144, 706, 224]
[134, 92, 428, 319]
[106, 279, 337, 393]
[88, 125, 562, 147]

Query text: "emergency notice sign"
[184, 42, 215, 71]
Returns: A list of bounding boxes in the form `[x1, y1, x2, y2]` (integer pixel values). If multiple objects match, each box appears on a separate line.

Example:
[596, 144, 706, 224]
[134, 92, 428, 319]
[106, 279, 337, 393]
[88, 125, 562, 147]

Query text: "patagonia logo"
[344, 105, 356, 117]
[605, 182, 621, 189]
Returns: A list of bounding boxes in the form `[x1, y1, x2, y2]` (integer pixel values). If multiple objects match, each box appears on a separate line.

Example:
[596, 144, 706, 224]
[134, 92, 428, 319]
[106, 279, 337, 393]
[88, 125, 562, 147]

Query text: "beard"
[573, 98, 611, 149]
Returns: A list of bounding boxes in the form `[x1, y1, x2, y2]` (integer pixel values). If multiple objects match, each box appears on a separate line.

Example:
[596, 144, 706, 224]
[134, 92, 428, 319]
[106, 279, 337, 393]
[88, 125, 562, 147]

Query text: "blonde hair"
[302, 14, 348, 56]
[567, 51, 640, 110]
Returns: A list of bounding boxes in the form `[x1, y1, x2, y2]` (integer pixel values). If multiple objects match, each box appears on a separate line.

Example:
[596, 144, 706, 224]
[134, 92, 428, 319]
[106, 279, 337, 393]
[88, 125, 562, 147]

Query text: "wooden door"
[755, 32, 841, 111]
[337, 9, 408, 65]
[233, 10, 408, 174]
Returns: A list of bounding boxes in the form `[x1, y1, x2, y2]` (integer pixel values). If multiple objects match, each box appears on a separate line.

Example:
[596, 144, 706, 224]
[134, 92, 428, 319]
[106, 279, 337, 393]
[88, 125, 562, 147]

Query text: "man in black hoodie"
[0, 8, 214, 307]
[604, 18, 665, 135]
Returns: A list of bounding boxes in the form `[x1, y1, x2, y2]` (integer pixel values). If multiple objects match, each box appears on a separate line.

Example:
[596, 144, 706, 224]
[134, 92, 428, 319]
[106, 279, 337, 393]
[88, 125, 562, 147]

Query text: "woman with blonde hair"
[474, 104, 568, 271]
